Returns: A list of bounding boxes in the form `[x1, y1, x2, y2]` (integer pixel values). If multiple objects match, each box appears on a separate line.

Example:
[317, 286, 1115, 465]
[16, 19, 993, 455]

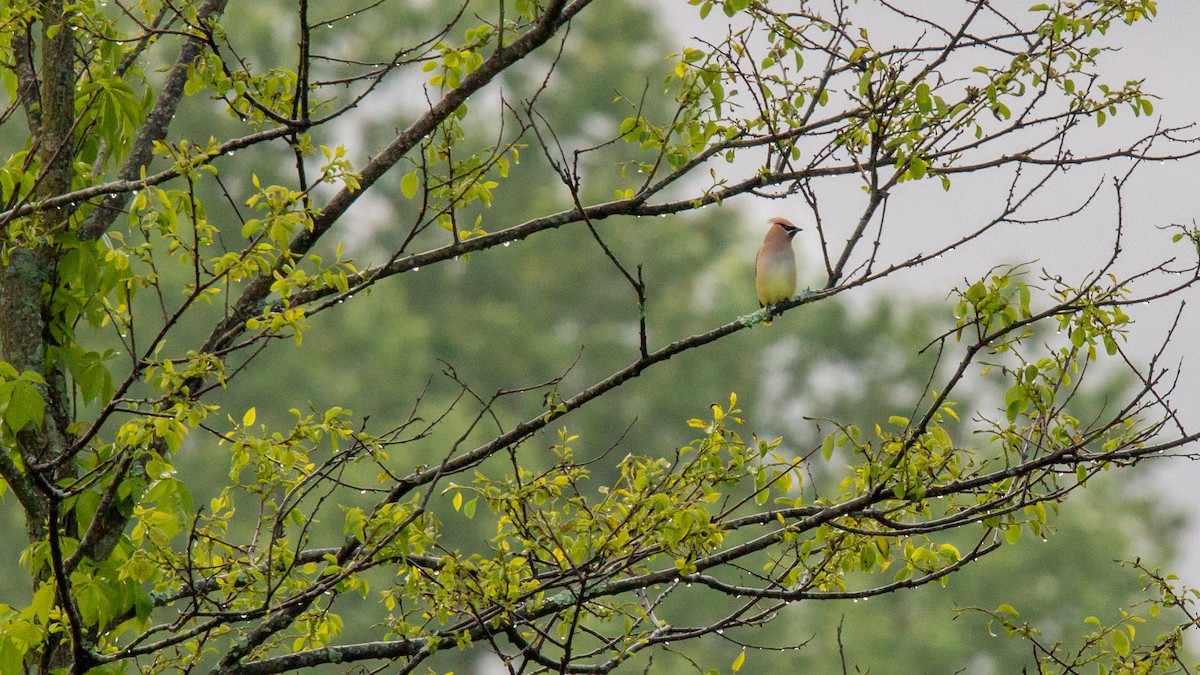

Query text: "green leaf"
[965, 281, 987, 305]
[241, 219, 262, 239]
[821, 435, 835, 461]
[5, 379, 44, 432]
[939, 543, 961, 562]
[18, 370, 45, 385]
[401, 170, 419, 199]
[1110, 627, 1130, 656]
[1103, 334, 1118, 356]
[731, 650, 746, 672]
[860, 545, 877, 569]
[915, 83, 932, 113]
[619, 117, 640, 141]
[909, 156, 927, 179]
[30, 583, 56, 621]
[1070, 325, 1087, 347]
[344, 507, 366, 541]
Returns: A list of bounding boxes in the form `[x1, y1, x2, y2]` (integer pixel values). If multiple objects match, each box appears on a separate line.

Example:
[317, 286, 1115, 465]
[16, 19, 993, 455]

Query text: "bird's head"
[769, 217, 802, 239]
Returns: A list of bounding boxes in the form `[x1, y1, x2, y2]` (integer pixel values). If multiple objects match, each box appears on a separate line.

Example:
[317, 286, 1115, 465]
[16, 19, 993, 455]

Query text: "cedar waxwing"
[755, 217, 801, 325]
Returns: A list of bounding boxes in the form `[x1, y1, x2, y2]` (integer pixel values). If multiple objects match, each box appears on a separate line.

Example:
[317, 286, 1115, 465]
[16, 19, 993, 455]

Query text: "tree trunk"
[2, 1, 76, 670]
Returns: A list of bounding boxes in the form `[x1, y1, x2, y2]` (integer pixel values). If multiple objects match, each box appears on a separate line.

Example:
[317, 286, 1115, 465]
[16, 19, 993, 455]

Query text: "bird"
[755, 217, 800, 325]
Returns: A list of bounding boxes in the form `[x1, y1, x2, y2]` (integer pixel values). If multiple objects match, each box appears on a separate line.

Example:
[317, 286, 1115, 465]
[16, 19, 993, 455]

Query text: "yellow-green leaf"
[1110, 627, 1130, 656]
[401, 170, 419, 199]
